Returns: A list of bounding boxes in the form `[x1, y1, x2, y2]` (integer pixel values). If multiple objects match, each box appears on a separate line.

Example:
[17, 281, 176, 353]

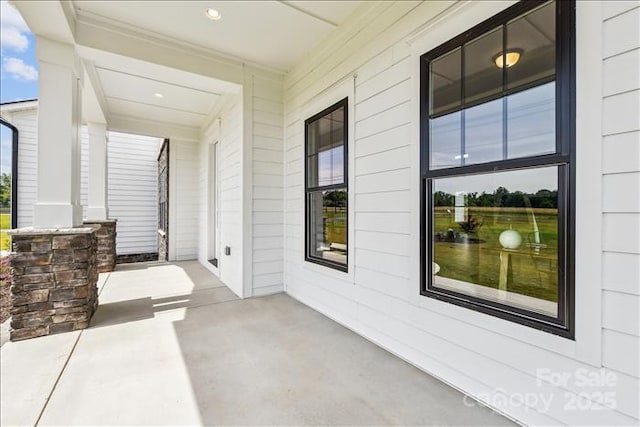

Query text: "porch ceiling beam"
[82, 62, 109, 123]
[74, 15, 247, 85]
[82, 60, 110, 124]
[15, 0, 273, 84]
[11, 0, 75, 45]
[108, 114, 200, 142]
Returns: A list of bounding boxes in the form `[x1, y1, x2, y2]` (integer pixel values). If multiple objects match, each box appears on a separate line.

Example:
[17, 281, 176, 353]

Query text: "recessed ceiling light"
[154, 93, 164, 99]
[492, 49, 523, 69]
[205, 8, 221, 21]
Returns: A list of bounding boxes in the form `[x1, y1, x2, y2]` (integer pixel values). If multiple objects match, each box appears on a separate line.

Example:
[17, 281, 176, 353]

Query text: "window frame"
[304, 97, 349, 272]
[157, 138, 169, 236]
[419, 0, 575, 338]
[0, 117, 19, 229]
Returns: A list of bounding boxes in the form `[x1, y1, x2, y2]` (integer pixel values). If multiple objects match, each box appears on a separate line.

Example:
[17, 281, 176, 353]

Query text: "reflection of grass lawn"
[1, 213, 10, 291]
[434, 207, 559, 302]
[324, 208, 346, 246]
[0, 213, 10, 253]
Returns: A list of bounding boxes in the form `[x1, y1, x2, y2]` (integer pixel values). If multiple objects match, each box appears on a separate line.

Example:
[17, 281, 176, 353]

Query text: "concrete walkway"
[1, 261, 515, 426]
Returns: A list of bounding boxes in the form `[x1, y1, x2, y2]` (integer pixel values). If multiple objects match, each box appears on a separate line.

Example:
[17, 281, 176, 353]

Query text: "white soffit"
[72, 0, 363, 72]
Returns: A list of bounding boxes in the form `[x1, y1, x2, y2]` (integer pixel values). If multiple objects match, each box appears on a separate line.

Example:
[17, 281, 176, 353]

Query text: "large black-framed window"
[305, 98, 348, 272]
[420, 0, 575, 337]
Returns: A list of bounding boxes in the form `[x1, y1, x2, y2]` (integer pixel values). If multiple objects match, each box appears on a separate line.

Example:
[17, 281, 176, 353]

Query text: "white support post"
[33, 37, 84, 228]
[86, 122, 108, 220]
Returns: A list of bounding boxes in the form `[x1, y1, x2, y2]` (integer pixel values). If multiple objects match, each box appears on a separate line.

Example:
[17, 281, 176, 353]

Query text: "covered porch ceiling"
[12, 0, 364, 137]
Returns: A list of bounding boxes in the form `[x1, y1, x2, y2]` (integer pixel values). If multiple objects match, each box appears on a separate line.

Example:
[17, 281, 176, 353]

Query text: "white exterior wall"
[197, 93, 244, 297]
[195, 72, 284, 299]
[282, 1, 639, 425]
[600, 2, 640, 386]
[103, 131, 161, 255]
[169, 138, 199, 261]
[83, 127, 163, 256]
[250, 74, 285, 297]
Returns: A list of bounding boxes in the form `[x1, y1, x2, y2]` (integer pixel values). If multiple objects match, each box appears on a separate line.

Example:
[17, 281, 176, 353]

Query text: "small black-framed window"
[420, 0, 575, 338]
[305, 98, 348, 272]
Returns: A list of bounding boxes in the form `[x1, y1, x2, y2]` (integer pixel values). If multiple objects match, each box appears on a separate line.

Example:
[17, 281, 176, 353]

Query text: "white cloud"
[2, 57, 37, 81]
[1, 27, 28, 52]
[0, 0, 30, 52]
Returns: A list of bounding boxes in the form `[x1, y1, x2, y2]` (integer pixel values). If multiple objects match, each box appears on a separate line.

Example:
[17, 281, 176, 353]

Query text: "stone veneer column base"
[7, 226, 99, 341]
[83, 219, 117, 273]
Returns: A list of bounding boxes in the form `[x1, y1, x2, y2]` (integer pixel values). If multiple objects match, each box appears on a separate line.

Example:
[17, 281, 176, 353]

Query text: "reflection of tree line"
[434, 186, 558, 209]
[323, 190, 347, 208]
[0, 173, 10, 209]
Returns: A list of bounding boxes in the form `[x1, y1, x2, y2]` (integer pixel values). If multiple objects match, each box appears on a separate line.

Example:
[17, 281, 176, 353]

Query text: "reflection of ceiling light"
[493, 49, 523, 68]
[205, 8, 221, 20]
[154, 93, 164, 99]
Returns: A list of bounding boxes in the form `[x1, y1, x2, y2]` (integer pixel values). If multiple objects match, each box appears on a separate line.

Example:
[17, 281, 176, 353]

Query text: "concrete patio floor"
[1, 261, 515, 426]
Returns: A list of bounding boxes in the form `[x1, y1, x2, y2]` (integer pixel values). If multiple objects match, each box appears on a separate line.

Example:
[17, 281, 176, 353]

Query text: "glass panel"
[464, 27, 503, 104]
[317, 146, 344, 186]
[464, 98, 504, 165]
[431, 48, 461, 116]
[308, 147, 345, 188]
[507, 82, 556, 158]
[430, 111, 462, 169]
[307, 154, 318, 188]
[430, 166, 559, 317]
[308, 189, 347, 266]
[308, 107, 345, 155]
[307, 104, 345, 187]
[507, 1, 555, 90]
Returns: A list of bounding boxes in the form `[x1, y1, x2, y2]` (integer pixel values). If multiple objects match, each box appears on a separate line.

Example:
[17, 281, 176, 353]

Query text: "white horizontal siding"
[196, 93, 245, 297]
[602, 251, 640, 295]
[602, 329, 639, 377]
[283, 1, 639, 425]
[601, 6, 640, 414]
[602, 5, 640, 58]
[252, 74, 284, 296]
[8, 109, 38, 228]
[170, 139, 199, 261]
[218, 98, 243, 296]
[104, 131, 161, 255]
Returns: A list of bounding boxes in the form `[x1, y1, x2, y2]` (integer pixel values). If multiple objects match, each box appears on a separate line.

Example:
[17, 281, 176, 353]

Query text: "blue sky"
[1, 0, 38, 174]
[0, 0, 38, 102]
